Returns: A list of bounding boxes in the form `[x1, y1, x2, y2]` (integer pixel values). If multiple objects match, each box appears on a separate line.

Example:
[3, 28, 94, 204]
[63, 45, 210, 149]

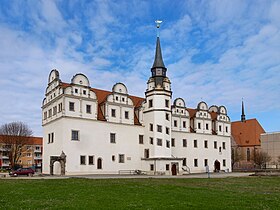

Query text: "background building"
[0, 135, 43, 171]
[231, 101, 265, 169]
[261, 132, 280, 168]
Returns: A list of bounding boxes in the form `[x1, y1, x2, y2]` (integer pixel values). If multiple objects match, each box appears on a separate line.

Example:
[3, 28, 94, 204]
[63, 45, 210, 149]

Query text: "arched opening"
[214, 160, 220, 172]
[247, 148, 250, 161]
[97, 158, 102, 169]
[53, 161, 61, 175]
[50, 151, 66, 176]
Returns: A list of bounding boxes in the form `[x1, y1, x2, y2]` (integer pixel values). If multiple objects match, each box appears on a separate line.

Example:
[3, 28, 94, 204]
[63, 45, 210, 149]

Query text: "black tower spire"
[241, 99, 246, 122]
[151, 21, 167, 87]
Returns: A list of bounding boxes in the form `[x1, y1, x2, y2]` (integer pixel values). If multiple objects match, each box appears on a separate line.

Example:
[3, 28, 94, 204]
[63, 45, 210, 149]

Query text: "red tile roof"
[59, 83, 145, 125]
[231, 119, 265, 147]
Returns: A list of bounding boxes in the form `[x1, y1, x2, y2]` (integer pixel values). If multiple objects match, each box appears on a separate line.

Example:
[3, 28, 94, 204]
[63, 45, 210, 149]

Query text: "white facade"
[42, 37, 231, 175]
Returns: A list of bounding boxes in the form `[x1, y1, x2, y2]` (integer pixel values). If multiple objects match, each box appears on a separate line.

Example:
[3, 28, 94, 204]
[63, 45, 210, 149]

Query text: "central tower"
[143, 21, 172, 158]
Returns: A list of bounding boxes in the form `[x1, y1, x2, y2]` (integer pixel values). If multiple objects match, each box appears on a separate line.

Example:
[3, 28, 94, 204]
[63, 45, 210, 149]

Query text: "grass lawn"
[0, 177, 280, 209]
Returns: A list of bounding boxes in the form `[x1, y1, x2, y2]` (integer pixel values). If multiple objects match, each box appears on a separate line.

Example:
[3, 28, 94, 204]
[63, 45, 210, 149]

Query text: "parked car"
[9, 168, 35, 177]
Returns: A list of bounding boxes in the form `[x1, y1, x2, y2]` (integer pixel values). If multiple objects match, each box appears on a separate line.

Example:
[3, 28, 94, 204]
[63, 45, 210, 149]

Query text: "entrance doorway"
[97, 158, 102, 169]
[171, 163, 177, 175]
[50, 151, 66, 175]
[214, 160, 220, 172]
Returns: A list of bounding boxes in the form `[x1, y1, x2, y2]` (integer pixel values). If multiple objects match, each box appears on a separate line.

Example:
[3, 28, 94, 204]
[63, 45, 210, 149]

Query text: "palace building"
[42, 32, 231, 175]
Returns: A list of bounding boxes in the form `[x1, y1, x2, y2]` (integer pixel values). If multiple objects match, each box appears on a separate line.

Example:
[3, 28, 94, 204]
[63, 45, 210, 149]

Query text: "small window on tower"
[149, 99, 153, 108]
[165, 100, 169, 108]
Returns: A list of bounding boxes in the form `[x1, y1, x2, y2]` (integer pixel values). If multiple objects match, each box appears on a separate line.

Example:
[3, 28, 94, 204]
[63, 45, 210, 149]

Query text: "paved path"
[0, 172, 254, 180]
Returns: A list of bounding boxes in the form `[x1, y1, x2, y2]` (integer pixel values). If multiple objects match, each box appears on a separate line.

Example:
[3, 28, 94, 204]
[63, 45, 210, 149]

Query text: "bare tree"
[254, 151, 271, 169]
[231, 147, 242, 168]
[0, 122, 33, 169]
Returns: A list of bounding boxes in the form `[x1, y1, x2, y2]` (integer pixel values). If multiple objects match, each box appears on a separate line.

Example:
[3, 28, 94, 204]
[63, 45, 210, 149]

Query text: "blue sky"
[0, 0, 279, 136]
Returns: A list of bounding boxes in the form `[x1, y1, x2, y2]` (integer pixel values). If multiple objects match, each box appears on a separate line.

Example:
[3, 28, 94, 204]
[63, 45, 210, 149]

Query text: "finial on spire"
[155, 20, 163, 37]
[241, 98, 246, 122]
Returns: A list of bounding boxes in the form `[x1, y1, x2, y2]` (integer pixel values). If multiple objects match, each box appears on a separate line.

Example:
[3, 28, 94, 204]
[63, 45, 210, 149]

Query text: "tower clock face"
[156, 68, 162, 75]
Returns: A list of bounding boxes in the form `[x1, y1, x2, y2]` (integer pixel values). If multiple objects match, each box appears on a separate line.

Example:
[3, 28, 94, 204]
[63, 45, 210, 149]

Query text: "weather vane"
[155, 20, 163, 37]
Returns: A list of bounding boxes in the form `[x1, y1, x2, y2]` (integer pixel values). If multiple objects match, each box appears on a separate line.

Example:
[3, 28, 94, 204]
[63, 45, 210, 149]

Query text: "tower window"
[166, 140, 170, 148]
[222, 142, 226, 149]
[165, 113, 169, 121]
[171, 138, 175, 147]
[183, 121, 186, 128]
[214, 141, 217, 149]
[198, 123, 201, 129]
[150, 123, 153, 131]
[157, 138, 162, 146]
[206, 123, 209, 130]
[139, 135, 144, 144]
[174, 120, 177, 127]
[75, 88, 78, 94]
[194, 140, 198, 148]
[149, 99, 153, 108]
[183, 139, 187, 147]
[204, 140, 208, 148]
[150, 137, 153, 145]
[157, 125, 162, 133]
[165, 100, 169, 108]
[166, 127, 169, 135]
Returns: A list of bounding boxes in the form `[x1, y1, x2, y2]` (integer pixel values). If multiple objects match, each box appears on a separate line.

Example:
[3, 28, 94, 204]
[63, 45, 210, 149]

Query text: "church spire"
[241, 99, 246, 122]
[152, 37, 166, 69]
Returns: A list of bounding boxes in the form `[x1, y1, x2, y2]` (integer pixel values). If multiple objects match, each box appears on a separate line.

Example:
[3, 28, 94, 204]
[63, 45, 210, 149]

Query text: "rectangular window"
[150, 164, 154, 171]
[225, 126, 228, 133]
[194, 159, 198, 167]
[165, 99, 169, 108]
[75, 88, 78, 93]
[48, 133, 51, 143]
[149, 99, 153, 108]
[83, 90, 86, 95]
[194, 140, 198, 148]
[206, 123, 209, 130]
[157, 138, 162, 146]
[166, 127, 169, 135]
[110, 133, 116, 143]
[119, 154, 125, 163]
[171, 138, 175, 147]
[88, 156, 94, 165]
[219, 125, 222, 132]
[174, 120, 177, 127]
[150, 123, 153, 131]
[139, 135, 144, 144]
[86, 105, 91, 114]
[150, 137, 153, 145]
[183, 121, 186, 128]
[166, 140, 170, 148]
[198, 123, 201, 129]
[204, 140, 208, 148]
[183, 158, 187, 166]
[71, 130, 79, 141]
[80, 156, 86, 165]
[165, 113, 169, 121]
[69, 102, 75, 111]
[214, 141, 217, 149]
[51, 132, 54, 143]
[111, 109, 116, 117]
[53, 106, 57, 115]
[144, 149, 149, 158]
[125, 111, 129, 119]
[204, 159, 208, 167]
[166, 164, 170, 171]
[222, 142, 226, 150]
[48, 109, 52, 117]
[44, 111, 47, 120]
[183, 139, 187, 147]
[223, 159, 226, 167]
[58, 103, 63, 112]
[157, 125, 162, 133]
